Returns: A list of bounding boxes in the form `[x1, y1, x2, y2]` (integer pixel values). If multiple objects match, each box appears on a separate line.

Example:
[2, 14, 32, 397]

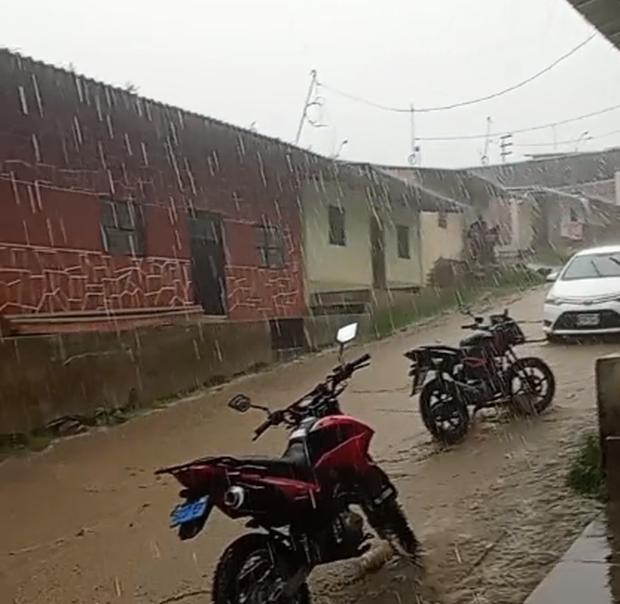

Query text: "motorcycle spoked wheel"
[212, 533, 310, 604]
[419, 380, 469, 445]
[508, 357, 555, 416]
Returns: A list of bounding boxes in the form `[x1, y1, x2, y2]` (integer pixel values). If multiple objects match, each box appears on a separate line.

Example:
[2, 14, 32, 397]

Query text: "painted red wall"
[0, 50, 307, 320]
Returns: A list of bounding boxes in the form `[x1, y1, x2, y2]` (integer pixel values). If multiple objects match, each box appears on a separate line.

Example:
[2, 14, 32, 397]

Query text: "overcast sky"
[2, 0, 620, 167]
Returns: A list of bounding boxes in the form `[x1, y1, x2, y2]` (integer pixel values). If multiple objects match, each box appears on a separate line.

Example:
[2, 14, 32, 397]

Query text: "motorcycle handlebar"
[252, 352, 371, 439]
[350, 353, 371, 369]
[253, 417, 273, 440]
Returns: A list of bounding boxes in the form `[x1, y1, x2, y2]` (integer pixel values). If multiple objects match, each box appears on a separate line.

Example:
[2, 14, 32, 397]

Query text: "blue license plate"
[170, 496, 211, 528]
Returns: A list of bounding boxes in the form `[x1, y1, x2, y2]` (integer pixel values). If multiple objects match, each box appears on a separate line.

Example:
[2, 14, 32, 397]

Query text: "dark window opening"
[328, 205, 346, 246]
[101, 198, 144, 256]
[257, 224, 285, 269]
[397, 225, 410, 259]
[437, 210, 447, 229]
[569, 207, 579, 222]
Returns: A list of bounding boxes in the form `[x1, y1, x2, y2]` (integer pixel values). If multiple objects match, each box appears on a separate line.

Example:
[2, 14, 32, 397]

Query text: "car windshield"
[561, 253, 620, 280]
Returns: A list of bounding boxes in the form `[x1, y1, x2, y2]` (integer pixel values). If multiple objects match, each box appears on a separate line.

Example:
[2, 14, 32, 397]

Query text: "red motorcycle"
[156, 323, 418, 604]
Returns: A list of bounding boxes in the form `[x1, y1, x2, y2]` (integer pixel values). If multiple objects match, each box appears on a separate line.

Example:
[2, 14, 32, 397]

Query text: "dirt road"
[0, 288, 608, 603]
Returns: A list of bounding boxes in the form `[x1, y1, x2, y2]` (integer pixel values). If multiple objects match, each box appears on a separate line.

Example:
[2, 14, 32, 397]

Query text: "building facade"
[301, 165, 426, 313]
[0, 50, 307, 331]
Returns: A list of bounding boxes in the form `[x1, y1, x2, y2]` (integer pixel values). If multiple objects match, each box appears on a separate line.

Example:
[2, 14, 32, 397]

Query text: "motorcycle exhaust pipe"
[224, 486, 246, 510]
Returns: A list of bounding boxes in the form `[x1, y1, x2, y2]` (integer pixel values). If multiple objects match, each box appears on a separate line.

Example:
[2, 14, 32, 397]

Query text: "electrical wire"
[318, 33, 596, 114]
[415, 102, 620, 142]
[514, 128, 620, 148]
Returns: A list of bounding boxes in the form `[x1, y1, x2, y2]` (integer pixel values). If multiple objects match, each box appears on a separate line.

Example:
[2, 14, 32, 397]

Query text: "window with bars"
[397, 225, 410, 259]
[328, 205, 346, 246]
[256, 224, 285, 268]
[101, 198, 144, 256]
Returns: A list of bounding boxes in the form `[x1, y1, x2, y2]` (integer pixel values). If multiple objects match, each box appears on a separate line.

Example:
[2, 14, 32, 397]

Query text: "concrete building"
[376, 165, 531, 274]
[0, 49, 325, 334]
[472, 150, 620, 256]
[301, 163, 460, 313]
[472, 149, 620, 206]
[302, 165, 422, 313]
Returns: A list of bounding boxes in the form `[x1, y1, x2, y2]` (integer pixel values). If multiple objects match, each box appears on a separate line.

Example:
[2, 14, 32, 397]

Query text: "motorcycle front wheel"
[212, 533, 310, 604]
[363, 496, 420, 559]
[419, 379, 469, 445]
[508, 356, 555, 415]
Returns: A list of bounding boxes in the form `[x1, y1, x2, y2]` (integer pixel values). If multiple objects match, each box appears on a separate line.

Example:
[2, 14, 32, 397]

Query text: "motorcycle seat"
[222, 442, 313, 481]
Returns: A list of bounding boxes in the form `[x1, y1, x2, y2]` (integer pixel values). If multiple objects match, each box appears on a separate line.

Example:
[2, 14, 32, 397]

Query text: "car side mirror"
[228, 394, 251, 413]
[546, 271, 558, 283]
[336, 322, 358, 345]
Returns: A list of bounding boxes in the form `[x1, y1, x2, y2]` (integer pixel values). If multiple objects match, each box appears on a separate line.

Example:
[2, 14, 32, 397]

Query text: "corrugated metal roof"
[374, 164, 510, 211]
[471, 148, 620, 190]
[567, 0, 620, 49]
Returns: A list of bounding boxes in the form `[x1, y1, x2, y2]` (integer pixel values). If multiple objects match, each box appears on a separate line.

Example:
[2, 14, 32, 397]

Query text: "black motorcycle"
[405, 309, 555, 444]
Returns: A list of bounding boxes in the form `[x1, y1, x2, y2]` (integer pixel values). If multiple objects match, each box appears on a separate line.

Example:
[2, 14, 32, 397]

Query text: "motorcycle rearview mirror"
[228, 394, 251, 413]
[336, 322, 358, 345]
[336, 322, 358, 364]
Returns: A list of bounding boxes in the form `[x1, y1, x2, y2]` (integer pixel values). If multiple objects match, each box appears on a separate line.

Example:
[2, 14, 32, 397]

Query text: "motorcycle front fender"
[359, 463, 398, 509]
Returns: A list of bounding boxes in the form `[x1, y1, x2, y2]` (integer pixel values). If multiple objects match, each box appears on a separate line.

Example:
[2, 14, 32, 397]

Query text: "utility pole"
[294, 70, 318, 146]
[481, 116, 493, 165]
[407, 103, 421, 166]
[499, 133, 513, 163]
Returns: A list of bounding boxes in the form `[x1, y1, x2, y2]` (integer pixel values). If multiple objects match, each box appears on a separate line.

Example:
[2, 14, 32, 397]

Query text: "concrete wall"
[0, 319, 273, 434]
[305, 313, 371, 351]
[383, 201, 423, 289]
[303, 180, 373, 294]
[420, 211, 465, 278]
[514, 199, 536, 252]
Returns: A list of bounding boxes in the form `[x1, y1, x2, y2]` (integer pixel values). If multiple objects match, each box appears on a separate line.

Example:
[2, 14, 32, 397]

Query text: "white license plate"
[576, 313, 600, 327]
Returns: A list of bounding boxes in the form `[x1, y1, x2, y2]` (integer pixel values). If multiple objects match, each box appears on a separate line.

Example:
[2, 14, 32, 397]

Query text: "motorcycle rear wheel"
[419, 380, 469, 445]
[212, 533, 310, 604]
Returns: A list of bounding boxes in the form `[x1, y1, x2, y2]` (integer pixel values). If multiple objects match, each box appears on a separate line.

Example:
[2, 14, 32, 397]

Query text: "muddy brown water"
[0, 288, 611, 603]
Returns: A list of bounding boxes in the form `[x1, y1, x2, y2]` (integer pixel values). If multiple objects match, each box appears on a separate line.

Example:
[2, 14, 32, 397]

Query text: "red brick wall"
[0, 177, 192, 314]
[0, 50, 307, 320]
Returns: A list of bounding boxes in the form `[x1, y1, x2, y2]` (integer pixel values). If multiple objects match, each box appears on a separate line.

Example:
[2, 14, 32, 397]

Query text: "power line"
[319, 33, 596, 114]
[415, 102, 620, 142]
[514, 128, 620, 148]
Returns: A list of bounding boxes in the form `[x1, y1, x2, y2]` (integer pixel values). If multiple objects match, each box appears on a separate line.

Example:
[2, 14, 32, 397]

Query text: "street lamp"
[575, 130, 591, 152]
[332, 139, 348, 159]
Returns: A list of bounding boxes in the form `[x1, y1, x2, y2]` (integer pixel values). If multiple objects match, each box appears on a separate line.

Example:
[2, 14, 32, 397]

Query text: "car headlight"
[545, 296, 561, 306]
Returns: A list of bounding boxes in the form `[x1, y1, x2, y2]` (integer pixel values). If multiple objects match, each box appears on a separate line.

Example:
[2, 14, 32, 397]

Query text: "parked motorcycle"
[156, 323, 419, 604]
[405, 309, 555, 444]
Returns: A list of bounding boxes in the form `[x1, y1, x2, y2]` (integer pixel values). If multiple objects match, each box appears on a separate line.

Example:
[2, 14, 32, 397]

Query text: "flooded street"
[0, 287, 609, 603]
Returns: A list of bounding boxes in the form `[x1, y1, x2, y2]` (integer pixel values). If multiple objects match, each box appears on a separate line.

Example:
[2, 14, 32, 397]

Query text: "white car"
[544, 245, 620, 337]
